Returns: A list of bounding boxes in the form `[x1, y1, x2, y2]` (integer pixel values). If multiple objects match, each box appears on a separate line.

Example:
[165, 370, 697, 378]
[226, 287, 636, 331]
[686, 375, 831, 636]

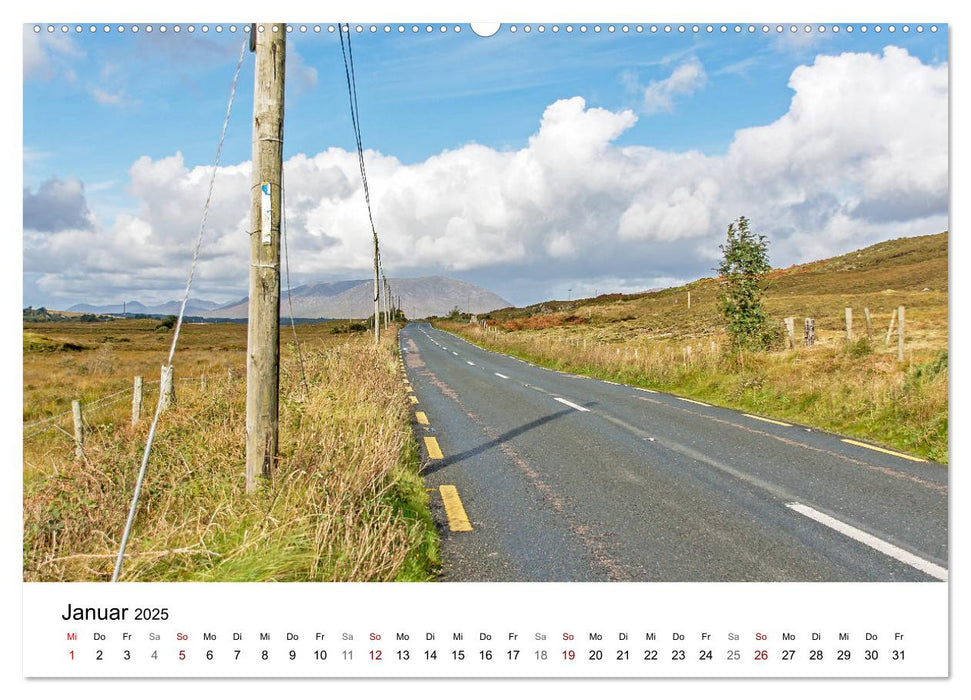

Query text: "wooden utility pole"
[246, 23, 286, 493]
[373, 244, 380, 344]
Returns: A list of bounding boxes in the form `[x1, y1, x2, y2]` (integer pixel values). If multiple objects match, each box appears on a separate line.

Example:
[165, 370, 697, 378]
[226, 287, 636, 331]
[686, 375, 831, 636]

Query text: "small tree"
[716, 216, 774, 350]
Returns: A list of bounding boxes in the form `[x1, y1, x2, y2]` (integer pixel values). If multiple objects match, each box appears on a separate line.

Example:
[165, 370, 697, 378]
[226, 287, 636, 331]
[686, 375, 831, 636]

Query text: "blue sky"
[23, 22, 949, 308]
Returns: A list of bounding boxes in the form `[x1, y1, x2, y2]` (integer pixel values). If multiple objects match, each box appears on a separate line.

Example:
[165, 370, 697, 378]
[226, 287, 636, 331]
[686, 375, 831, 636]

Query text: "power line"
[281, 167, 310, 394]
[338, 23, 389, 342]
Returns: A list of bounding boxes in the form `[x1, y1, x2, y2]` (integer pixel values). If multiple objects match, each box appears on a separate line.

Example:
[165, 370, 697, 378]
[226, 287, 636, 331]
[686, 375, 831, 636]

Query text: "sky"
[22, 21, 948, 309]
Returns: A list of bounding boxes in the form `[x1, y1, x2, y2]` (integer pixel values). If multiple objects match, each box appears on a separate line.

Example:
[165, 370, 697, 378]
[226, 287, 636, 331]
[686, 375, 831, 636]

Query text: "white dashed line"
[467, 361, 475, 366]
[494, 373, 509, 379]
[786, 503, 947, 581]
[554, 397, 590, 413]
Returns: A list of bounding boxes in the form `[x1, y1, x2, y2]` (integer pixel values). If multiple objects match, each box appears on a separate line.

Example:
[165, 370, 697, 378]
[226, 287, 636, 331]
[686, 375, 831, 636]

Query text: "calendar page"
[15, 0, 959, 694]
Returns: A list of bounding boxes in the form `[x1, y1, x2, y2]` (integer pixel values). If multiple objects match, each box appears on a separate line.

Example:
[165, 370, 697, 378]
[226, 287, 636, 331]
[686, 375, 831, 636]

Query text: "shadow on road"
[421, 408, 573, 477]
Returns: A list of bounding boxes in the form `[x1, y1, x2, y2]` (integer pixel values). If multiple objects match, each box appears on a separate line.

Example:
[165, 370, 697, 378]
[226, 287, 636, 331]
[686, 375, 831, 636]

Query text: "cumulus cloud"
[641, 58, 707, 115]
[24, 47, 947, 306]
[23, 177, 95, 232]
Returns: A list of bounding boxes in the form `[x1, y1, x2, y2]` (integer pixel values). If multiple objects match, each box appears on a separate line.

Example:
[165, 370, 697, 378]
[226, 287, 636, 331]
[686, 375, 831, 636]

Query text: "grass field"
[440, 232, 948, 463]
[23, 319, 439, 582]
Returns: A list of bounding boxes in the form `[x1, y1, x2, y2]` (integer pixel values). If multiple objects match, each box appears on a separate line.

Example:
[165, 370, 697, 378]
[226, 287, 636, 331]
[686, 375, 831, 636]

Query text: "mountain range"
[68, 276, 511, 320]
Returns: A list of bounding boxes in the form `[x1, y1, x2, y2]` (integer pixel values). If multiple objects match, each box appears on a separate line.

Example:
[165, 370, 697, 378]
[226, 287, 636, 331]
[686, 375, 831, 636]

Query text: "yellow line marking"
[424, 436, 443, 459]
[409, 395, 419, 404]
[677, 397, 711, 407]
[636, 387, 658, 394]
[841, 439, 927, 463]
[415, 411, 429, 425]
[439, 485, 473, 532]
[743, 413, 792, 427]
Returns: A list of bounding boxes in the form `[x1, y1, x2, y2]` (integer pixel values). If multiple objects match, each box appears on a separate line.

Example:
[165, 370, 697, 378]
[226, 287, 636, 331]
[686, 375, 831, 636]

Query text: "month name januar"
[61, 604, 128, 621]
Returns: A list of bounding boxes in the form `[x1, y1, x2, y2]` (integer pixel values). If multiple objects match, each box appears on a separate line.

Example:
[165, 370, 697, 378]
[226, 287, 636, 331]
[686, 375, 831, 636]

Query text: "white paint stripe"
[554, 397, 590, 413]
[452, 351, 458, 356]
[677, 397, 711, 407]
[494, 372, 509, 379]
[466, 361, 475, 366]
[786, 503, 947, 581]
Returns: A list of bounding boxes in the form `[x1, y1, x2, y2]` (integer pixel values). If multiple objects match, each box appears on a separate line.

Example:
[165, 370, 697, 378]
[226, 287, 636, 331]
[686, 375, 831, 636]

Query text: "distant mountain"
[67, 299, 222, 316]
[205, 276, 511, 320]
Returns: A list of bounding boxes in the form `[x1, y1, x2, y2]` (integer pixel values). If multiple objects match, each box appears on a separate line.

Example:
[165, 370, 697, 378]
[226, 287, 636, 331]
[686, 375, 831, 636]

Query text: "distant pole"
[373, 248, 380, 345]
[245, 22, 286, 493]
[804, 317, 815, 347]
[687, 291, 691, 309]
[72, 400, 84, 461]
[885, 308, 897, 345]
[844, 307, 853, 341]
[898, 305, 906, 362]
[783, 317, 795, 349]
[863, 307, 874, 340]
[131, 376, 143, 426]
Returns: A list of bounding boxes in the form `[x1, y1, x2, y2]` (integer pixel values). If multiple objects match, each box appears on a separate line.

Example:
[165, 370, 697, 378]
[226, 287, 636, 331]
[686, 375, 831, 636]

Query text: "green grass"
[23, 325, 440, 582]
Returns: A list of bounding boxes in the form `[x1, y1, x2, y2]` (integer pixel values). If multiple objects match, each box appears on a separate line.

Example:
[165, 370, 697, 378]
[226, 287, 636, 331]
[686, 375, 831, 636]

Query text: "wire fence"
[22, 375, 210, 441]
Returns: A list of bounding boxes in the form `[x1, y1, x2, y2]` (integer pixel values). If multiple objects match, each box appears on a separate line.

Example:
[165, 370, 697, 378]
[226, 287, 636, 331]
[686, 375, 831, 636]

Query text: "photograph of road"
[22, 21, 947, 583]
[402, 322, 946, 581]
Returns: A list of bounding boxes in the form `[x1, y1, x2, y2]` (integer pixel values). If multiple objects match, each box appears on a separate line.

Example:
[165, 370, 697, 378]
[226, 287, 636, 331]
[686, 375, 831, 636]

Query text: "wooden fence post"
[898, 305, 906, 362]
[72, 399, 84, 460]
[687, 291, 691, 309]
[783, 317, 795, 349]
[201, 375, 207, 392]
[804, 318, 815, 347]
[885, 308, 897, 345]
[845, 308, 853, 341]
[863, 308, 873, 340]
[131, 376, 143, 426]
[161, 365, 175, 410]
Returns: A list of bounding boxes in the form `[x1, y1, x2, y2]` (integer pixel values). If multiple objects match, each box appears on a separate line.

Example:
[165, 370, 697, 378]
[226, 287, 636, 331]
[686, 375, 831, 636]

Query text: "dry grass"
[23, 321, 438, 582]
[442, 233, 949, 463]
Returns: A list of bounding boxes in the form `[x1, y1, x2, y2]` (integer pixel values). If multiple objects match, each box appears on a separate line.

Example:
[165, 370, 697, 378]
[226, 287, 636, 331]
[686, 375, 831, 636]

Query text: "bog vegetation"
[23, 319, 438, 582]
[440, 232, 948, 463]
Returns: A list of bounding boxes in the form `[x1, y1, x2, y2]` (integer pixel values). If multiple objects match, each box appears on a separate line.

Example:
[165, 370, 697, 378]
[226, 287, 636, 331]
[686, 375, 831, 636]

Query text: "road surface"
[399, 323, 948, 582]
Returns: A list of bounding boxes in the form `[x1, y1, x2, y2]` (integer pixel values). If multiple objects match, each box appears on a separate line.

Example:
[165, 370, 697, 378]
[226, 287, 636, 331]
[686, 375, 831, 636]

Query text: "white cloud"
[90, 87, 126, 105]
[24, 48, 948, 307]
[641, 58, 707, 115]
[23, 27, 84, 81]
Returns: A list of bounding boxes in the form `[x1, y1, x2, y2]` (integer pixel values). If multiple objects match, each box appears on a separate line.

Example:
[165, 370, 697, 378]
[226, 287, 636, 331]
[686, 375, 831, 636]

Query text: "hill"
[442, 232, 948, 462]
[206, 276, 511, 320]
[483, 232, 947, 342]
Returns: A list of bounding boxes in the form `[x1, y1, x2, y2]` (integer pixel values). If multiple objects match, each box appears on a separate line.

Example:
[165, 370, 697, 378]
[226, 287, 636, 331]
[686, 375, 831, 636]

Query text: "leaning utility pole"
[245, 23, 286, 493]
[383, 276, 390, 330]
[373, 239, 380, 344]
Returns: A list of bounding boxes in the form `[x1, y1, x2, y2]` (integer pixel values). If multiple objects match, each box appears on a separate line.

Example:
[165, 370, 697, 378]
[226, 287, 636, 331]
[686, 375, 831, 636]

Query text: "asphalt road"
[399, 323, 948, 582]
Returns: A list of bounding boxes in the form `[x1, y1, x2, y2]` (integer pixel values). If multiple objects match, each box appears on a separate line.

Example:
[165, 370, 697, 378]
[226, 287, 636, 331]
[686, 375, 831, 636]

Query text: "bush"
[716, 216, 773, 351]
